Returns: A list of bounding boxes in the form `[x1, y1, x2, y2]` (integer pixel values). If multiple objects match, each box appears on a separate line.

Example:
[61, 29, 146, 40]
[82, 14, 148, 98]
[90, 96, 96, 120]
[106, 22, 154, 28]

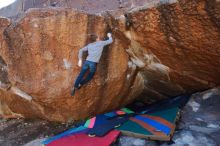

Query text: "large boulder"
[0, 0, 220, 122]
[0, 8, 143, 122]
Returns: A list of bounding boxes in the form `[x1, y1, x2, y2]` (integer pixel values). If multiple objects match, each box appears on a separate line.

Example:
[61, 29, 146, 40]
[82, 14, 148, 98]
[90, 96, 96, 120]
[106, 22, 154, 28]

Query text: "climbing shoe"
[70, 87, 76, 96]
[77, 84, 82, 89]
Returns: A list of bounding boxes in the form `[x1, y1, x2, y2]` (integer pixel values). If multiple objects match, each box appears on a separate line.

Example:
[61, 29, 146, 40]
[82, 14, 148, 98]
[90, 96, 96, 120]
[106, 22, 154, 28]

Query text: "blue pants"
[74, 60, 97, 88]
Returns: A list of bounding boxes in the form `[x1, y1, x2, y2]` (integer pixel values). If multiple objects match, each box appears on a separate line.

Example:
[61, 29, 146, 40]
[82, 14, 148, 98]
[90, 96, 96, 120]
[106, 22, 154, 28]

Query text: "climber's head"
[90, 34, 100, 42]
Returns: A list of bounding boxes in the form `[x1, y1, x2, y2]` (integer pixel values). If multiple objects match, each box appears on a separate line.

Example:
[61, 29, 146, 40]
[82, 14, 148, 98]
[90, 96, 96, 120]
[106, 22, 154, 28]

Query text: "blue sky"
[0, 0, 16, 9]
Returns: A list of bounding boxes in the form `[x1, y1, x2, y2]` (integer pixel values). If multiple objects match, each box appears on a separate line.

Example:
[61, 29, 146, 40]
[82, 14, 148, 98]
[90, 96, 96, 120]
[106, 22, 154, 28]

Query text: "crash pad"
[46, 130, 120, 146]
[117, 107, 180, 141]
[84, 115, 109, 128]
[83, 108, 134, 129]
[104, 108, 134, 117]
[87, 114, 133, 137]
[42, 126, 87, 145]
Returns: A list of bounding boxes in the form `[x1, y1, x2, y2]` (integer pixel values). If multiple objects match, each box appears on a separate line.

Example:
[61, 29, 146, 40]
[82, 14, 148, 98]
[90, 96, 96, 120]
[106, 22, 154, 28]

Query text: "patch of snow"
[188, 100, 200, 112]
[202, 88, 220, 100]
[133, 139, 146, 145]
[119, 136, 147, 146]
[23, 138, 46, 146]
[171, 130, 216, 146]
[207, 123, 220, 129]
[196, 118, 204, 122]
[189, 125, 219, 134]
[202, 92, 213, 100]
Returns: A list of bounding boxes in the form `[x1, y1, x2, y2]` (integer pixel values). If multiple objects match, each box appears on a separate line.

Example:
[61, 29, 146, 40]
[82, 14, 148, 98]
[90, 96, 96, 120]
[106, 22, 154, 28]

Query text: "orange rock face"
[0, 9, 143, 121]
[126, 0, 220, 101]
[0, 0, 220, 122]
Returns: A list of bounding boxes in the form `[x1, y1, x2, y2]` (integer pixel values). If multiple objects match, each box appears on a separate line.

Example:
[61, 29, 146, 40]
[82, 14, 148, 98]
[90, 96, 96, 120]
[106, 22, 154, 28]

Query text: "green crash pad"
[117, 107, 180, 141]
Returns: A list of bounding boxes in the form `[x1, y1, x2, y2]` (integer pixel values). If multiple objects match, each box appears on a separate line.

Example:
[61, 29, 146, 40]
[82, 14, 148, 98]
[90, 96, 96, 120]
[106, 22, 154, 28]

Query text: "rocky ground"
[1, 87, 220, 146]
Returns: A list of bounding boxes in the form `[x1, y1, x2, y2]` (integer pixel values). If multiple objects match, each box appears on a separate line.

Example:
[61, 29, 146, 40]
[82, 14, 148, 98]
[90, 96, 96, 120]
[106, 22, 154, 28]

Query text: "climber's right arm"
[101, 33, 113, 46]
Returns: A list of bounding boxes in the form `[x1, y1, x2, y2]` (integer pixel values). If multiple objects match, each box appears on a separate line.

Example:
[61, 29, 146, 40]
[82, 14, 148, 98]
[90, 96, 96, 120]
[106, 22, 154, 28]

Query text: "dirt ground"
[0, 118, 74, 146]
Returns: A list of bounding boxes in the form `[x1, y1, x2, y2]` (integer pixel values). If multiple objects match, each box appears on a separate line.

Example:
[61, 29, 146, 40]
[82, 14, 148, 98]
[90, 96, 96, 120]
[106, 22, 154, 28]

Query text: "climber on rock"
[71, 32, 113, 96]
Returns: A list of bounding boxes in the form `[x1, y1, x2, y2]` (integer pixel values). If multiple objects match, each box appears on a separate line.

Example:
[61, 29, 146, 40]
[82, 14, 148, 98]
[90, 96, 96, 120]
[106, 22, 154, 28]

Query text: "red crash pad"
[47, 130, 120, 146]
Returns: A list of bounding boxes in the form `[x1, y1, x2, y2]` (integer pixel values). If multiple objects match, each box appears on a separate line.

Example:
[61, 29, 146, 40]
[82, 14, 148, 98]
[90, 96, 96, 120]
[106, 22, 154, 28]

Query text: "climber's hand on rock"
[78, 59, 82, 67]
[107, 33, 112, 38]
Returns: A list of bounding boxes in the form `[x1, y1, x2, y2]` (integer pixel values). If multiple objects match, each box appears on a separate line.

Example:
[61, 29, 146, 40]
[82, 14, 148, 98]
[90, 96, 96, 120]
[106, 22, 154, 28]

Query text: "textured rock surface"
[127, 0, 220, 101]
[0, 9, 143, 121]
[0, 0, 220, 122]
